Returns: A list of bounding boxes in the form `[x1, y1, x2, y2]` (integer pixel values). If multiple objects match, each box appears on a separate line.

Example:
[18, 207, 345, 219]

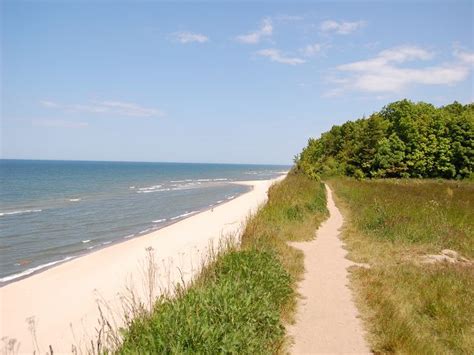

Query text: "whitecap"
[170, 211, 199, 220]
[82, 239, 91, 244]
[0, 209, 42, 217]
[139, 228, 152, 234]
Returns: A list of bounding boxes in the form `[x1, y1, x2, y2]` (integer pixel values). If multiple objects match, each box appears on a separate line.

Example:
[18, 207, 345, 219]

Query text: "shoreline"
[0, 176, 285, 353]
[0, 183, 254, 286]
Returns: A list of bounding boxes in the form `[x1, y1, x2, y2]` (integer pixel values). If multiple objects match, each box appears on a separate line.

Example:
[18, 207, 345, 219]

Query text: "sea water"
[0, 160, 288, 284]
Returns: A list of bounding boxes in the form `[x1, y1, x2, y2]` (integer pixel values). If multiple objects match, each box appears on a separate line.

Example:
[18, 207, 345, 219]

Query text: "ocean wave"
[153, 218, 166, 223]
[136, 178, 230, 195]
[0, 209, 42, 217]
[170, 211, 199, 220]
[171, 178, 229, 183]
[69, 198, 81, 202]
[82, 239, 91, 243]
[0, 256, 74, 283]
[102, 241, 112, 245]
[123, 234, 135, 239]
[216, 200, 224, 204]
[137, 187, 171, 194]
[138, 184, 162, 191]
[226, 195, 235, 200]
[139, 228, 153, 234]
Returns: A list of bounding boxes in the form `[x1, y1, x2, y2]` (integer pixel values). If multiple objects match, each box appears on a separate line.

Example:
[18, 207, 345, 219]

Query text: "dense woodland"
[296, 100, 473, 179]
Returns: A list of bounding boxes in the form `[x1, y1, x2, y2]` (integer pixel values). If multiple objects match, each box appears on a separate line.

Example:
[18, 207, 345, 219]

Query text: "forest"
[296, 100, 473, 179]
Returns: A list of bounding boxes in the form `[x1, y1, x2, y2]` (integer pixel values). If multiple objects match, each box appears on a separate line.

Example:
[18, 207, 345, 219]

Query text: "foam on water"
[153, 219, 166, 223]
[0, 209, 42, 217]
[170, 211, 199, 220]
[0, 256, 75, 283]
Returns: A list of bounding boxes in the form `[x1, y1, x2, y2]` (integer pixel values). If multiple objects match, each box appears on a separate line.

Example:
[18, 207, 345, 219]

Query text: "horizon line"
[0, 157, 292, 167]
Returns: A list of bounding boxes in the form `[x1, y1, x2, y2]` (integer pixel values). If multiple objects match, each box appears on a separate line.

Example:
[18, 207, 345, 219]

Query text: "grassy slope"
[117, 173, 328, 354]
[328, 178, 474, 354]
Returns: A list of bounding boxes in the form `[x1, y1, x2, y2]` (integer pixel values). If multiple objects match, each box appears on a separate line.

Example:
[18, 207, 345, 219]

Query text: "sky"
[1, 0, 473, 165]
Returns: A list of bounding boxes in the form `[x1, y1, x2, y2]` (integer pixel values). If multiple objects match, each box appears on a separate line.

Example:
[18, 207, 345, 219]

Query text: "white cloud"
[337, 46, 434, 72]
[33, 119, 89, 129]
[329, 46, 471, 94]
[40, 100, 164, 117]
[172, 31, 209, 44]
[301, 43, 322, 57]
[257, 49, 306, 65]
[320, 20, 365, 35]
[236, 18, 273, 44]
[454, 49, 474, 65]
[39, 100, 60, 108]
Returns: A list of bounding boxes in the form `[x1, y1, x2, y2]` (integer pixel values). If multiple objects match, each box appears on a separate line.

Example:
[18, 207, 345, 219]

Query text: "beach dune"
[0, 177, 283, 353]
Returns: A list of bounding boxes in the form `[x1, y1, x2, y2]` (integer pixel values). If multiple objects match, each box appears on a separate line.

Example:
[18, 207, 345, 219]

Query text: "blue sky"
[2, 0, 473, 165]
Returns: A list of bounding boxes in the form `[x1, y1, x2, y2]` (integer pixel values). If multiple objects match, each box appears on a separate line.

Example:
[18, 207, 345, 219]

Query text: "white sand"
[288, 185, 370, 354]
[0, 177, 284, 354]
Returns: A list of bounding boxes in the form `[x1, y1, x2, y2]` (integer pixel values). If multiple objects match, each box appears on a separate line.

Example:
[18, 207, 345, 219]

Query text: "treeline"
[296, 100, 473, 179]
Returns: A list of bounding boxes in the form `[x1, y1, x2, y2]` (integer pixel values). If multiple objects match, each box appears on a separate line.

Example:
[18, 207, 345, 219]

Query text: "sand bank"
[0, 177, 284, 353]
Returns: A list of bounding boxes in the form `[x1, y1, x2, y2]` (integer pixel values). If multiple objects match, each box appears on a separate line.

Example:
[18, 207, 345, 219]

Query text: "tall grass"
[114, 173, 328, 353]
[329, 178, 474, 353]
[119, 250, 292, 354]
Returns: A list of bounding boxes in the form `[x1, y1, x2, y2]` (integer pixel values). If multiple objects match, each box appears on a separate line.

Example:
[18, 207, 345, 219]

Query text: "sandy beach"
[0, 176, 284, 353]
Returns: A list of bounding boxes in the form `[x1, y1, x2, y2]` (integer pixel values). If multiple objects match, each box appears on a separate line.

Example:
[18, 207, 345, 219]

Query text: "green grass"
[115, 173, 328, 354]
[119, 250, 292, 354]
[329, 178, 474, 354]
[242, 173, 328, 313]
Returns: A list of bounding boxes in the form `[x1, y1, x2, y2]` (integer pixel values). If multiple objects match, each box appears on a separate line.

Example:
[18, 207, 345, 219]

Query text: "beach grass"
[328, 178, 474, 353]
[114, 173, 328, 354]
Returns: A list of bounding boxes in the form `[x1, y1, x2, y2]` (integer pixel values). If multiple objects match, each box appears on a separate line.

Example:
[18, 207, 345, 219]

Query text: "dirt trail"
[288, 184, 370, 354]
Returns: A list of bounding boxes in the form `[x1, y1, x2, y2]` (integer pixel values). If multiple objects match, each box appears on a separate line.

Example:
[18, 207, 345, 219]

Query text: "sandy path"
[288, 185, 370, 354]
[0, 177, 284, 354]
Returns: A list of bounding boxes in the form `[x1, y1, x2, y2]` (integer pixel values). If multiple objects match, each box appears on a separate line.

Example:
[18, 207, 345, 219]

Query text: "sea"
[0, 159, 289, 284]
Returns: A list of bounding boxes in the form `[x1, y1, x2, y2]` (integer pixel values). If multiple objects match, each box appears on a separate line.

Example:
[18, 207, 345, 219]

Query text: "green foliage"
[119, 250, 292, 354]
[296, 100, 474, 179]
[117, 174, 329, 354]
